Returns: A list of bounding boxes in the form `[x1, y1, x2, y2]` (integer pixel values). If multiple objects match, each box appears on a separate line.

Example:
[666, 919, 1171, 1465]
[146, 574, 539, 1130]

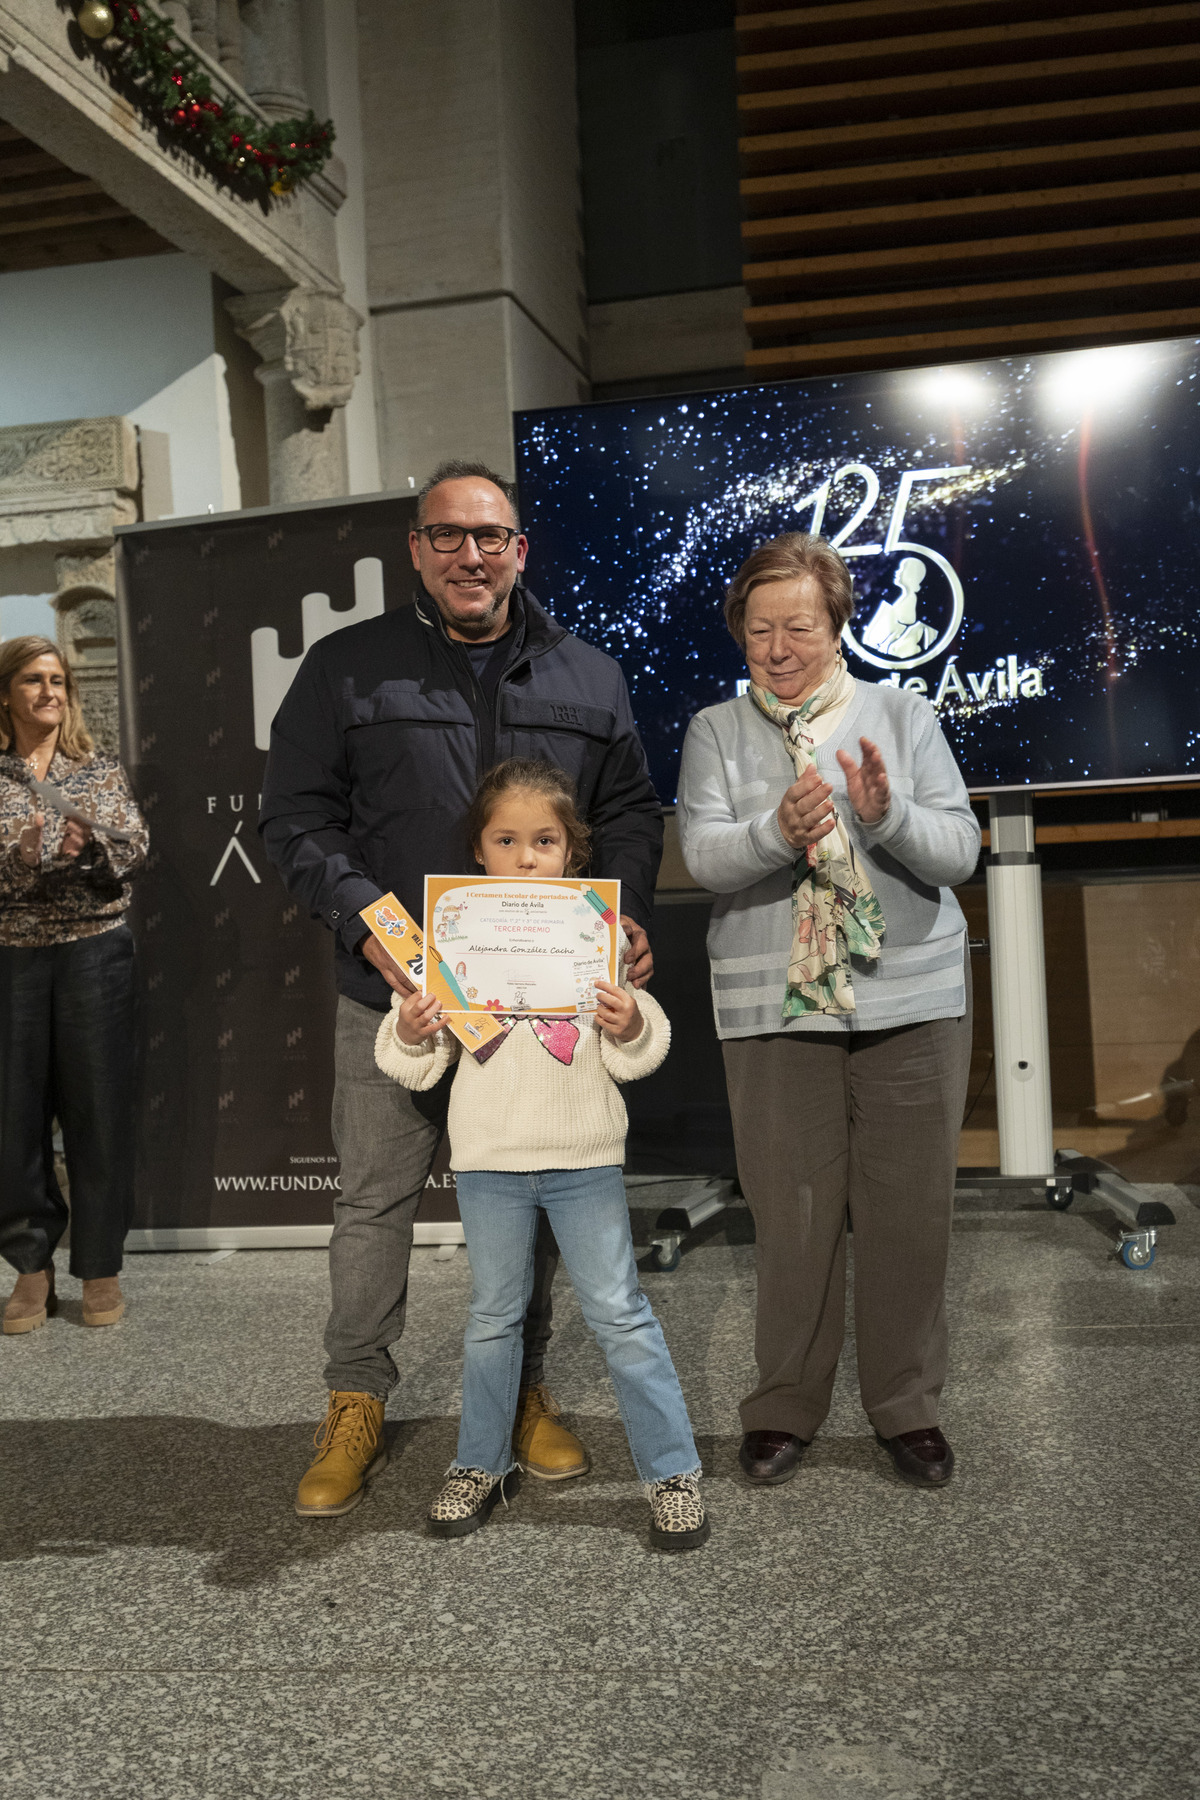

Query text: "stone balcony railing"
[0, 0, 361, 502]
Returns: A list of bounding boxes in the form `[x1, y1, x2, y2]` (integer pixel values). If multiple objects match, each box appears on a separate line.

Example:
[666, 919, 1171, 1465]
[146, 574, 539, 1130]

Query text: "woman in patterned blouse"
[0, 635, 148, 1335]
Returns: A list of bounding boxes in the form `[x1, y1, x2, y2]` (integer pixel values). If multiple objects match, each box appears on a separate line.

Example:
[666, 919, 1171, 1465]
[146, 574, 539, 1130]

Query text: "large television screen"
[514, 335, 1200, 799]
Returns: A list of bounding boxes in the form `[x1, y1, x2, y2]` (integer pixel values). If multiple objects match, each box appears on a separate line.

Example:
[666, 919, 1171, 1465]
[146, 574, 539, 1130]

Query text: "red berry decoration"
[72, 0, 332, 199]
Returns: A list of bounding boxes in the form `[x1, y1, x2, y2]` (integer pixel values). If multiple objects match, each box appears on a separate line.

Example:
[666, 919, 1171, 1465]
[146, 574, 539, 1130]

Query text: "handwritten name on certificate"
[423, 876, 622, 1016]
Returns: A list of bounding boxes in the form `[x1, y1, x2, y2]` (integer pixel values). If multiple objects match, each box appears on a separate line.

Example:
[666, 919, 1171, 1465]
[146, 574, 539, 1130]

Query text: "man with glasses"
[260, 459, 663, 1518]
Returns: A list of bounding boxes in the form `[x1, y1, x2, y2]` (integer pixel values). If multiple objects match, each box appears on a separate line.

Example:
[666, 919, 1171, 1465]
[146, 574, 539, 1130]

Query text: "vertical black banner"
[116, 493, 435, 1232]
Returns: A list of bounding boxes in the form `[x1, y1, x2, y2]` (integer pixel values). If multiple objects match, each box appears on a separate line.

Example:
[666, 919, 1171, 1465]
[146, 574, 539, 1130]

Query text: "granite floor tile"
[2, 1188, 1197, 1798]
[1, 1670, 1196, 1800]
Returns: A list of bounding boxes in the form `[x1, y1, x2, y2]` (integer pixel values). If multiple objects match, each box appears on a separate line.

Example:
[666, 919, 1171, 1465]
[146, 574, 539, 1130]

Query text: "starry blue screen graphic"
[514, 336, 1200, 799]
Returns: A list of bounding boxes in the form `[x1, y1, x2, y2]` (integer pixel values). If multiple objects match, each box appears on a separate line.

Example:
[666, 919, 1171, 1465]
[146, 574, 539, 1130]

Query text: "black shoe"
[875, 1426, 955, 1487]
[738, 1429, 809, 1486]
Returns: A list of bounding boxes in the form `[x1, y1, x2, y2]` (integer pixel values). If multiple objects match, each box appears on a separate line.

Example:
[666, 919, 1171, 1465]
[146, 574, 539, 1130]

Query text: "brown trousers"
[722, 998, 971, 1441]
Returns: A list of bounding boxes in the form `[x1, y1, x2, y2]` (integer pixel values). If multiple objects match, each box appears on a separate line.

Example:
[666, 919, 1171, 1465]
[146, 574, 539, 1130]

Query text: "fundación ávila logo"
[249, 556, 386, 750]
[206, 555, 388, 889]
[785, 462, 1047, 709]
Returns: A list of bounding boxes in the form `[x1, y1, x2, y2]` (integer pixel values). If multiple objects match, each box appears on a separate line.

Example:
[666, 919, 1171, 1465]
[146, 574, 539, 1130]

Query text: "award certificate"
[424, 876, 622, 1016]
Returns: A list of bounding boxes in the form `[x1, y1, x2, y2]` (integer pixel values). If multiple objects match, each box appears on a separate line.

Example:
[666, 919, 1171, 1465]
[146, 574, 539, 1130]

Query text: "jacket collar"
[414, 582, 567, 665]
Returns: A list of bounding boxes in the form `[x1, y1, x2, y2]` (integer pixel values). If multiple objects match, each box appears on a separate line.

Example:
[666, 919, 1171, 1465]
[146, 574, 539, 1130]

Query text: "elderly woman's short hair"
[724, 533, 855, 649]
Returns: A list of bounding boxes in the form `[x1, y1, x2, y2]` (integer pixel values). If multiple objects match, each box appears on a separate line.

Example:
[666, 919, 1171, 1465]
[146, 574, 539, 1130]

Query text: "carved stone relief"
[226, 286, 362, 412]
[0, 418, 141, 756]
[0, 417, 139, 497]
[225, 287, 358, 502]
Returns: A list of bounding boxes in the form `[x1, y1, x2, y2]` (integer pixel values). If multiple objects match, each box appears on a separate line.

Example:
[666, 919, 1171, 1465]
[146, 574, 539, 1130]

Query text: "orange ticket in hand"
[359, 893, 505, 1059]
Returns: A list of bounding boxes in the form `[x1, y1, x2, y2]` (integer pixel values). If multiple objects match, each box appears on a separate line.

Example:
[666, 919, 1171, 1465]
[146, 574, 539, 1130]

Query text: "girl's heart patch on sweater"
[472, 1016, 581, 1067]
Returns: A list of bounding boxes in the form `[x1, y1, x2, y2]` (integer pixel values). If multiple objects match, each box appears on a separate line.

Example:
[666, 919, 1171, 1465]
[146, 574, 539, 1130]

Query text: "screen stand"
[964, 798, 1174, 1259]
[986, 792, 1054, 1179]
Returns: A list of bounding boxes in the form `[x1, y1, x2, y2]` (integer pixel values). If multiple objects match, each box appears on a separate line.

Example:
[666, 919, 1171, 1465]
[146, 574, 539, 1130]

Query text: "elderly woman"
[0, 635, 148, 1335]
[677, 534, 980, 1488]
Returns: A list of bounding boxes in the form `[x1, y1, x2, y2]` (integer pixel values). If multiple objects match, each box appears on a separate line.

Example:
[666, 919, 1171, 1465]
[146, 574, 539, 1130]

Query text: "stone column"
[160, 0, 192, 35]
[55, 551, 121, 755]
[360, 0, 589, 485]
[239, 0, 308, 119]
[188, 0, 220, 60]
[216, 0, 244, 84]
[226, 288, 362, 503]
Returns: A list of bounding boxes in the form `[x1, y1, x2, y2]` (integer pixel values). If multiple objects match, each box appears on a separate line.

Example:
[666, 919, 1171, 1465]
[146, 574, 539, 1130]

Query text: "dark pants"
[723, 999, 972, 1442]
[322, 995, 558, 1399]
[0, 925, 137, 1280]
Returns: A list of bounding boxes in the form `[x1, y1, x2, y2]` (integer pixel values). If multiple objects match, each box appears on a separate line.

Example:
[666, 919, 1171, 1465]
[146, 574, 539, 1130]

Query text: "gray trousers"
[323, 995, 559, 1398]
[722, 998, 972, 1442]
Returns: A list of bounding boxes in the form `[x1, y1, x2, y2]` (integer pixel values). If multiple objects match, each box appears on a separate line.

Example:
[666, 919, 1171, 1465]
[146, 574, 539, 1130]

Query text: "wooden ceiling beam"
[739, 86, 1200, 173]
[743, 173, 1200, 257]
[745, 308, 1200, 376]
[738, 5, 1200, 87]
[742, 132, 1200, 217]
[739, 44, 1200, 133]
[745, 262, 1200, 337]
[736, 0, 1155, 54]
[0, 146, 69, 181]
[0, 218, 175, 275]
[743, 217, 1200, 297]
[0, 178, 104, 212]
[0, 201, 131, 239]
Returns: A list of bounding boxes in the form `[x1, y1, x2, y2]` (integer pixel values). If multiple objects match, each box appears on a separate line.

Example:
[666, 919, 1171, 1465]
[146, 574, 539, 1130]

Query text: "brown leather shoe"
[2, 1266, 56, 1335]
[875, 1426, 955, 1486]
[738, 1429, 809, 1486]
[82, 1277, 125, 1328]
[296, 1391, 387, 1517]
[513, 1384, 589, 1481]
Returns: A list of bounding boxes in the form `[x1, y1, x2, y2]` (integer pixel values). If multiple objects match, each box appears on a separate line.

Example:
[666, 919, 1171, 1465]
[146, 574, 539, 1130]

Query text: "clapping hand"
[777, 766, 836, 851]
[60, 817, 93, 859]
[836, 737, 891, 825]
[17, 811, 44, 868]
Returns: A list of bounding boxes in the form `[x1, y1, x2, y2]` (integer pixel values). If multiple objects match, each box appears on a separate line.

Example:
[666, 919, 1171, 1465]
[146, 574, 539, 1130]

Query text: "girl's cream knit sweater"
[374, 976, 670, 1173]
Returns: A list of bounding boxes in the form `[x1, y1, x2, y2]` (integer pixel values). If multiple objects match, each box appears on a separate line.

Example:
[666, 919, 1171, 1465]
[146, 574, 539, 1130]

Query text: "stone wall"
[359, 0, 588, 484]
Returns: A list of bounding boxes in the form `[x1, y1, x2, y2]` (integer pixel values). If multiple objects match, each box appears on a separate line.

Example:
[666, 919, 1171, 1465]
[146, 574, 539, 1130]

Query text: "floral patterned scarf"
[750, 665, 885, 1017]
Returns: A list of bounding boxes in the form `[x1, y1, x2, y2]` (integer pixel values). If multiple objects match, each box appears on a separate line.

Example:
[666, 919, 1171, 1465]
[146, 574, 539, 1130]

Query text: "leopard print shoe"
[648, 1473, 709, 1553]
[427, 1467, 513, 1540]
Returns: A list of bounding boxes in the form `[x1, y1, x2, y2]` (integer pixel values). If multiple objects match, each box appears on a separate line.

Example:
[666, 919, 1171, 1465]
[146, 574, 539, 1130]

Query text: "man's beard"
[433, 582, 512, 641]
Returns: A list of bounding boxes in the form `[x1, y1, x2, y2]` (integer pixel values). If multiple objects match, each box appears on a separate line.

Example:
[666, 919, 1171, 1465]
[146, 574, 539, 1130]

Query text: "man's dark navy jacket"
[259, 584, 664, 1010]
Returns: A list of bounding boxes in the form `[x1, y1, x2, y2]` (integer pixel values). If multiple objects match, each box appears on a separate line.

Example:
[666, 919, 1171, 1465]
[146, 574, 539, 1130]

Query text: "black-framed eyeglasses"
[416, 524, 520, 555]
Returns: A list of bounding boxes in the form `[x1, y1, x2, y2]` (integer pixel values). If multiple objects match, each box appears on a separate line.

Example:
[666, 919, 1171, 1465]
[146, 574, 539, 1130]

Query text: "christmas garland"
[71, 0, 335, 199]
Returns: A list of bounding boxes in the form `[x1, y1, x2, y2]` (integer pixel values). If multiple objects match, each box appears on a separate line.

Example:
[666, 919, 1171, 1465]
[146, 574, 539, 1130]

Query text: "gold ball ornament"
[76, 1, 116, 39]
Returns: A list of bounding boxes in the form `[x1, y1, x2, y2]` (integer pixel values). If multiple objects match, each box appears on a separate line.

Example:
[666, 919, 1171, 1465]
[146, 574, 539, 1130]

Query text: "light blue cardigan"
[676, 681, 982, 1038]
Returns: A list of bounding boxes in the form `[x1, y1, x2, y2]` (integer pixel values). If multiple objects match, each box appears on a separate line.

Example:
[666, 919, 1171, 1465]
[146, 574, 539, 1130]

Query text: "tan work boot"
[295, 1390, 387, 1517]
[2, 1267, 56, 1336]
[82, 1277, 125, 1328]
[513, 1383, 589, 1480]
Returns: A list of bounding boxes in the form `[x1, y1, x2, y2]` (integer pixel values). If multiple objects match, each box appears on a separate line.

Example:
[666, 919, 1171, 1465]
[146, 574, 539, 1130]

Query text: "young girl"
[374, 759, 708, 1553]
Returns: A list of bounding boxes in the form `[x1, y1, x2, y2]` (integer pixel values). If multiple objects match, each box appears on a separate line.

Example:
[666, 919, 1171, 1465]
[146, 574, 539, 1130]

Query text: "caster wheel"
[1046, 1185, 1074, 1212]
[1119, 1239, 1156, 1270]
[650, 1243, 681, 1272]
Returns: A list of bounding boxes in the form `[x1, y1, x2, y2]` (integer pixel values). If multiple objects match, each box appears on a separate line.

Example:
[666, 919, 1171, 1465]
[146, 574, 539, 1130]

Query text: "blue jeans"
[454, 1166, 701, 1485]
